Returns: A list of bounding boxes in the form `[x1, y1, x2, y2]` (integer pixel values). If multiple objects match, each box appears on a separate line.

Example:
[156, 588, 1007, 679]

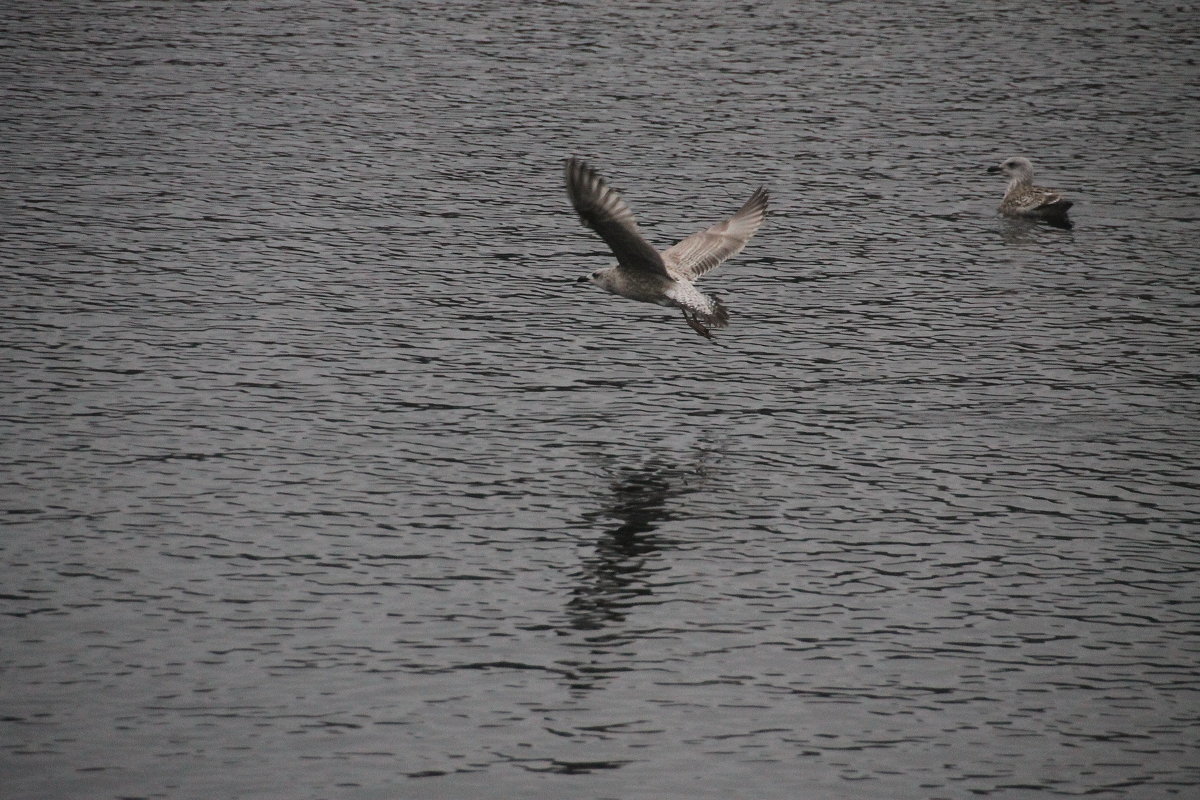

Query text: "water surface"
[3, 1, 1199, 798]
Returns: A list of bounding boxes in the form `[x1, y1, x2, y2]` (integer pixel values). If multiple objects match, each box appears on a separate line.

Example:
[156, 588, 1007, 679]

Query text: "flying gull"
[987, 156, 1073, 227]
[565, 157, 768, 338]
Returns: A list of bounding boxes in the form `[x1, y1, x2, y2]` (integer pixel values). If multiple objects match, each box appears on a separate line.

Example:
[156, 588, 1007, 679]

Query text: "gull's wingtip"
[744, 185, 770, 216]
[564, 157, 597, 189]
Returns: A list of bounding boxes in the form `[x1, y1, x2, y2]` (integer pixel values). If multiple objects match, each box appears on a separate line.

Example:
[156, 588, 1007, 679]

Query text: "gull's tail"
[704, 294, 730, 329]
[676, 290, 731, 339]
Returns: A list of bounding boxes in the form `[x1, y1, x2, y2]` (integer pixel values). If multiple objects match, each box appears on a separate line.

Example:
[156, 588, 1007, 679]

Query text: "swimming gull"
[987, 156, 1073, 227]
[565, 157, 768, 339]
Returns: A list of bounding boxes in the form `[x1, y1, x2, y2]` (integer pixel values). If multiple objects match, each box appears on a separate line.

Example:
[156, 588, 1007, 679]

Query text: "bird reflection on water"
[564, 457, 710, 635]
[997, 215, 1076, 245]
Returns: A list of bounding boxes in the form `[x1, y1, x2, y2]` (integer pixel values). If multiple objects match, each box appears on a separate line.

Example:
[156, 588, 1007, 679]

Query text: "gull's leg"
[682, 309, 712, 339]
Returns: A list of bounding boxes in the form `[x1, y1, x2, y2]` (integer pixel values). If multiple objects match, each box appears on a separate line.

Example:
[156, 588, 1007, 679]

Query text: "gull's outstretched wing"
[662, 187, 768, 281]
[565, 158, 670, 278]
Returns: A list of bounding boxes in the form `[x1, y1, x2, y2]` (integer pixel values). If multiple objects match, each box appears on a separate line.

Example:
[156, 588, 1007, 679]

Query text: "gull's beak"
[575, 275, 588, 283]
[986, 165, 1002, 174]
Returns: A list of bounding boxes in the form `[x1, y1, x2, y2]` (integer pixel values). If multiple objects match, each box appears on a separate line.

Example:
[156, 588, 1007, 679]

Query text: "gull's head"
[987, 156, 1035, 182]
[576, 269, 604, 286]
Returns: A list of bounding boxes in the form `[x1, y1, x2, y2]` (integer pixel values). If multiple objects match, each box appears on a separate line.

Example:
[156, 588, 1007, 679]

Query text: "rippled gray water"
[3, 1, 1199, 798]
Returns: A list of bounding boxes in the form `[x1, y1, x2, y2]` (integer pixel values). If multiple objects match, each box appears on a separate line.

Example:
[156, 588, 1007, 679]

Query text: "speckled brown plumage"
[988, 156, 1073, 226]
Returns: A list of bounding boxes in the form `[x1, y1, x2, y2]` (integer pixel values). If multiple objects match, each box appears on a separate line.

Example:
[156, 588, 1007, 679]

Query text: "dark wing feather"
[565, 158, 670, 278]
[1033, 190, 1073, 213]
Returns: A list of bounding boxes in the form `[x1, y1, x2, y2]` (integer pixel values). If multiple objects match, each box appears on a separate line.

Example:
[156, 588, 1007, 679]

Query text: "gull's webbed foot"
[682, 310, 713, 339]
